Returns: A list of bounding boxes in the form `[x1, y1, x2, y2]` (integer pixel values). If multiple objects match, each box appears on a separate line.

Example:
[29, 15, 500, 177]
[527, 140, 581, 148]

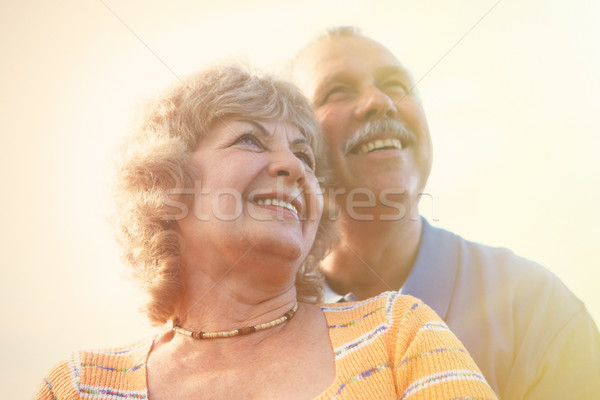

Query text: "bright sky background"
[2, 1, 599, 397]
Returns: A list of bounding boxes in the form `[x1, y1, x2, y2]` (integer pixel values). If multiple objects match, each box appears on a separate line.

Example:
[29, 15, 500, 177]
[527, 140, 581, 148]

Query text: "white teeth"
[254, 198, 298, 215]
[356, 138, 402, 155]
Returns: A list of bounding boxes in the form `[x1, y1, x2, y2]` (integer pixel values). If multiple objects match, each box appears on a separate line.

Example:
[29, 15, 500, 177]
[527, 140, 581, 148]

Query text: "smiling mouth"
[351, 138, 403, 155]
[253, 198, 299, 216]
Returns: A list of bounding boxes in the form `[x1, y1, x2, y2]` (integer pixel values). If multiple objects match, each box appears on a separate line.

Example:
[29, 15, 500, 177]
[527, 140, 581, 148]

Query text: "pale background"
[1, 1, 599, 398]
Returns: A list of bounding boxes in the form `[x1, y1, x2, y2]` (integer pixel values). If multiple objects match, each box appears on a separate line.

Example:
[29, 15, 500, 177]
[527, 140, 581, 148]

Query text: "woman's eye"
[235, 133, 263, 148]
[295, 152, 315, 169]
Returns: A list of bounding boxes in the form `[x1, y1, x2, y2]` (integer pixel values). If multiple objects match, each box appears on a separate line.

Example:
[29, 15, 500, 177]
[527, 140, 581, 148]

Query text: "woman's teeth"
[254, 198, 298, 215]
[355, 138, 402, 155]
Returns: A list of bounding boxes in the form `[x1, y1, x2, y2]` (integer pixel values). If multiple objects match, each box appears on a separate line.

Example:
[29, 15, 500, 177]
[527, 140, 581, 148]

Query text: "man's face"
[292, 36, 432, 218]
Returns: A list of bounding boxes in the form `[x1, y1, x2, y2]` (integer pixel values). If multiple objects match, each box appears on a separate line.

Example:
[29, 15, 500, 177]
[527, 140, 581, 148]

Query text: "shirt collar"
[322, 282, 357, 303]
[322, 281, 345, 303]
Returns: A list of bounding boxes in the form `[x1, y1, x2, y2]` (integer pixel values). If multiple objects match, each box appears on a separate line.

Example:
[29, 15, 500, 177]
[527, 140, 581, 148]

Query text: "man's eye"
[382, 80, 409, 95]
[323, 86, 353, 104]
[295, 152, 315, 169]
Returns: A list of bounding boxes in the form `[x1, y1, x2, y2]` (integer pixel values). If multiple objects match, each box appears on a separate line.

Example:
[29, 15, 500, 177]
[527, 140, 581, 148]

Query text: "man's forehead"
[317, 64, 411, 85]
[295, 36, 410, 96]
[304, 36, 393, 64]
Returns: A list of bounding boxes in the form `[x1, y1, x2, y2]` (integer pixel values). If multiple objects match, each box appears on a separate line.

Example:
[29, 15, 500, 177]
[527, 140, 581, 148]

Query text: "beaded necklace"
[173, 300, 298, 339]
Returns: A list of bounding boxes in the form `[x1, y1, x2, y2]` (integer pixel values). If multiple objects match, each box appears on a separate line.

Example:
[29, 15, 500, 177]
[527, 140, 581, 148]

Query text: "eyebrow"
[238, 119, 272, 138]
[314, 65, 412, 92]
[238, 119, 312, 148]
[292, 138, 309, 146]
[292, 138, 316, 162]
[376, 65, 414, 87]
[312, 71, 355, 101]
[376, 65, 410, 77]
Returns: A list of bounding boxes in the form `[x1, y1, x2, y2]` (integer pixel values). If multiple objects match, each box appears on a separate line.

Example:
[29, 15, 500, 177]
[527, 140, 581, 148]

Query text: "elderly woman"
[36, 65, 497, 399]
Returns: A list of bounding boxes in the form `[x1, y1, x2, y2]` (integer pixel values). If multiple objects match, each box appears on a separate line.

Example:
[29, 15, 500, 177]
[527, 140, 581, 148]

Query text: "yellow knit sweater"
[36, 292, 498, 399]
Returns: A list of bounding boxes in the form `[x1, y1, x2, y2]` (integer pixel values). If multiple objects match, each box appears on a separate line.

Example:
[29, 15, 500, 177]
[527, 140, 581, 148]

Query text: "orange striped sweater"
[36, 292, 497, 399]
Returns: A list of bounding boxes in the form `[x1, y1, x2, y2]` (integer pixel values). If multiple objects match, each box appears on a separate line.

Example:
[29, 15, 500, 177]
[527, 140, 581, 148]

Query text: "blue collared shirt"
[323, 217, 600, 399]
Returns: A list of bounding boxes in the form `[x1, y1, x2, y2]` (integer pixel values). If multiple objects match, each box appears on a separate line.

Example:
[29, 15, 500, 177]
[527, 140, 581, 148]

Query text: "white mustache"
[343, 118, 416, 155]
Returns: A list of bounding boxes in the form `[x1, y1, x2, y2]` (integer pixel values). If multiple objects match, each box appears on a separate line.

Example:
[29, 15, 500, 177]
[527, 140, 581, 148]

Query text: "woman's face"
[177, 117, 323, 278]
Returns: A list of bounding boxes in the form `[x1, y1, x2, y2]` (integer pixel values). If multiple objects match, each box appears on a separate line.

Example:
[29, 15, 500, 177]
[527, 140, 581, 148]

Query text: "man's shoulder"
[429, 222, 568, 288]
[429, 223, 586, 322]
[415, 222, 600, 398]
[418, 221, 586, 323]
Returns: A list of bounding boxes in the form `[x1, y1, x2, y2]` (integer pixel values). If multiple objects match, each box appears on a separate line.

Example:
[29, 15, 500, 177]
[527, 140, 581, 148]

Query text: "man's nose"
[353, 85, 397, 121]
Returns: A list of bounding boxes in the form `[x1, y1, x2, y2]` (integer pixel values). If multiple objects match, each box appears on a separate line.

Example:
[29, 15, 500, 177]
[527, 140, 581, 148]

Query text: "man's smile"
[351, 138, 403, 155]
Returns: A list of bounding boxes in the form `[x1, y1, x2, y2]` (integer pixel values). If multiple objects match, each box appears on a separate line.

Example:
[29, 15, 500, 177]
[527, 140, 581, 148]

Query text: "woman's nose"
[268, 148, 306, 185]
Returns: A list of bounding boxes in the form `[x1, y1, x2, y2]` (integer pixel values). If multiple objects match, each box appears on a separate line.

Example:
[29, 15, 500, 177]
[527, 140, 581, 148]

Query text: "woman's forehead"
[214, 116, 313, 142]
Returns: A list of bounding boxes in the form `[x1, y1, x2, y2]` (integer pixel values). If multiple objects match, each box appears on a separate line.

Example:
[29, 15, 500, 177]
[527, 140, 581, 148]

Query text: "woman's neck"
[176, 286, 298, 335]
[174, 238, 302, 332]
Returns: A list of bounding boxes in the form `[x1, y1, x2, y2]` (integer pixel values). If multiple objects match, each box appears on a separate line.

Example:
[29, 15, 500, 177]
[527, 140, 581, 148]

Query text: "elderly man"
[290, 27, 600, 399]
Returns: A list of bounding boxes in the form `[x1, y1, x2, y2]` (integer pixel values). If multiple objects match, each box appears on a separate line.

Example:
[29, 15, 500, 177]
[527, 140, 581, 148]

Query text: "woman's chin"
[238, 222, 312, 261]
[251, 235, 304, 261]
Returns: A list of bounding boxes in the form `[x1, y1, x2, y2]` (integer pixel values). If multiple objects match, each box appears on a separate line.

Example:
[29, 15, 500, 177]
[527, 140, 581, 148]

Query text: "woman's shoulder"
[317, 292, 498, 399]
[319, 291, 449, 345]
[35, 337, 154, 400]
[319, 291, 438, 339]
[320, 291, 430, 318]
